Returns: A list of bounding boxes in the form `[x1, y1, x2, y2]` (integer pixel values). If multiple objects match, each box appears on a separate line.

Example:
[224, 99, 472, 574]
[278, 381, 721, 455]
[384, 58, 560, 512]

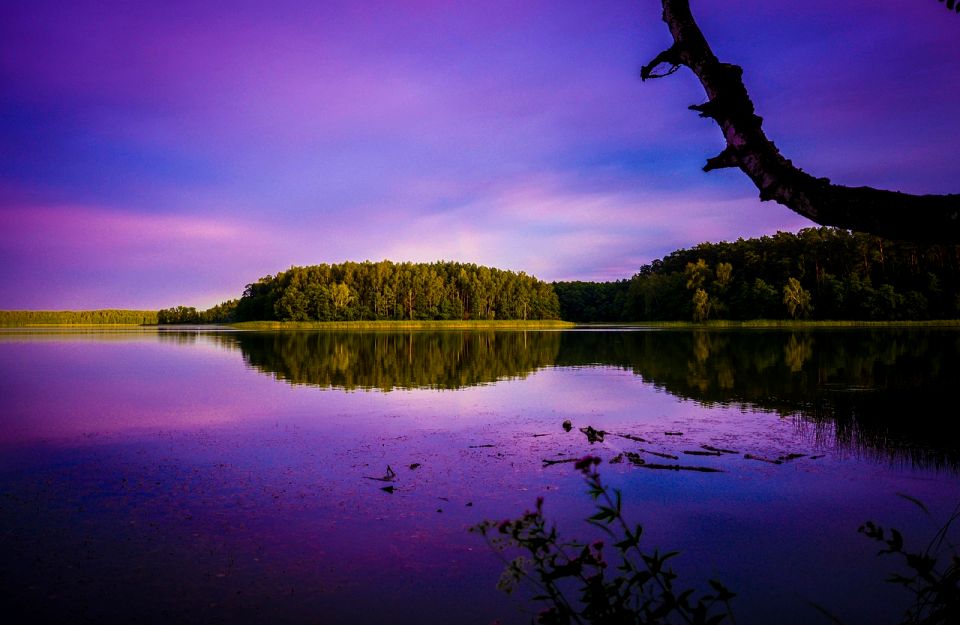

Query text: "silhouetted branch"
[642, 0, 960, 243]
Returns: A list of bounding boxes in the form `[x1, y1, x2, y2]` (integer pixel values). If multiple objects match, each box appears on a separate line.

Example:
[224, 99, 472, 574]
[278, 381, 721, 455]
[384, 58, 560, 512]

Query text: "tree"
[640, 0, 959, 243]
[684, 258, 710, 291]
[783, 277, 812, 319]
[692, 287, 711, 321]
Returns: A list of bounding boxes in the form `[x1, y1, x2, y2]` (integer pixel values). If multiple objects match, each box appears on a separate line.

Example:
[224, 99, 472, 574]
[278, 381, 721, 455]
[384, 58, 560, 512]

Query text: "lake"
[1, 327, 958, 624]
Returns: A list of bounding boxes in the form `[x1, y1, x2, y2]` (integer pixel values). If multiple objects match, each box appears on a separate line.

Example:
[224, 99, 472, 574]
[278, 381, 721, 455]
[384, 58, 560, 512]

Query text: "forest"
[0, 310, 159, 326]
[556, 227, 960, 322]
[227, 260, 561, 322]
[156, 300, 238, 324]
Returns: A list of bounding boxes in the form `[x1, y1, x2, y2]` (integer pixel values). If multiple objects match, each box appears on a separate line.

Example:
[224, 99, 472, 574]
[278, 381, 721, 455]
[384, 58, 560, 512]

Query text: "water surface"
[1, 328, 958, 624]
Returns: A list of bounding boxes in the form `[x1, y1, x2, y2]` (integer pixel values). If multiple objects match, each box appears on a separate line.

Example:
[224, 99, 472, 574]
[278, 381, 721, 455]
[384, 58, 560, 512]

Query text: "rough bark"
[641, 0, 960, 243]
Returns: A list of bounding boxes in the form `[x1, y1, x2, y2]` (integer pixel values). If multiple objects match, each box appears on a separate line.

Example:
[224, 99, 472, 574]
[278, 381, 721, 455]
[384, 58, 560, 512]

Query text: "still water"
[1, 328, 958, 624]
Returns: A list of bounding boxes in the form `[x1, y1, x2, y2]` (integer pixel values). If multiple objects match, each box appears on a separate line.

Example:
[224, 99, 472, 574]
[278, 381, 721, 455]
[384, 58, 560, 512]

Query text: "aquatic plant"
[858, 498, 960, 625]
[471, 456, 735, 625]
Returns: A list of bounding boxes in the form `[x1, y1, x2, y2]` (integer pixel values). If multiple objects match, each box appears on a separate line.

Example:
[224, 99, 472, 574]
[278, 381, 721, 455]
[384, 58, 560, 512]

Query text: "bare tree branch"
[642, 0, 960, 243]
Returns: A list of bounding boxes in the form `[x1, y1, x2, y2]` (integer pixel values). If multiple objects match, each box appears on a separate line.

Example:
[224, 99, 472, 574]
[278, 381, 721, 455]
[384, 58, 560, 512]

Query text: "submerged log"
[702, 445, 739, 454]
[615, 433, 649, 443]
[639, 463, 723, 473]
[744, 454, 783, 465]
[542, 457, 579, 467]
[641, 449, 680, 460]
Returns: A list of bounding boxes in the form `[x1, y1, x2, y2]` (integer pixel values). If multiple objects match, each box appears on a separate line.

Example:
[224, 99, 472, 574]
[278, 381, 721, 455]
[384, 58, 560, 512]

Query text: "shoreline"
[3, 318, 960, 330]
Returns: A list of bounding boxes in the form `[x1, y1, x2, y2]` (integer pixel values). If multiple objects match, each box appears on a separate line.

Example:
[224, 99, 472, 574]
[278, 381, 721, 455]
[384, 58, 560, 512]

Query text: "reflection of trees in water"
[211, 328, 960, 469]
[223, 331, 562, 391]
[555, 329, 960, 470]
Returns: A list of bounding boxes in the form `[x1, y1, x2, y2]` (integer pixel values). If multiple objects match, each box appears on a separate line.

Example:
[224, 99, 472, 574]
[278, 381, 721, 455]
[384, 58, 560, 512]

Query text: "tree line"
[556, 227, 960, 322]
[0, 310, 159, 326]
[156, 301, 238, 324]
[229, 260, 560, 322]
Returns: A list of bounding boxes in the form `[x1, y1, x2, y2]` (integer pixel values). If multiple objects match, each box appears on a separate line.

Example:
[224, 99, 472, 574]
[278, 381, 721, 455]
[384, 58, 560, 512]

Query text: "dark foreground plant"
[858, 498, 960, 625]
[471, 456, 735, 625]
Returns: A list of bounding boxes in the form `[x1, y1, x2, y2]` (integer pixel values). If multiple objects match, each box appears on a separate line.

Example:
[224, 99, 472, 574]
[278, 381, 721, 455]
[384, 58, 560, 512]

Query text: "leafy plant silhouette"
[858, 497, 960, 625]
[471, 456, 735, 625]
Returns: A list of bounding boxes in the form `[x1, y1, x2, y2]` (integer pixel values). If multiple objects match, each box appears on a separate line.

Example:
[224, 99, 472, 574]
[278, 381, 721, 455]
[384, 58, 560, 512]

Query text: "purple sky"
[2, 0, 958, 309]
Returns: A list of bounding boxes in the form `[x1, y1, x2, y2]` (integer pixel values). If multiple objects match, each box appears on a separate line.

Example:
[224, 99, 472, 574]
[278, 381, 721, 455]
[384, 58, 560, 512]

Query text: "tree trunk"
[641, 0, 960, 243]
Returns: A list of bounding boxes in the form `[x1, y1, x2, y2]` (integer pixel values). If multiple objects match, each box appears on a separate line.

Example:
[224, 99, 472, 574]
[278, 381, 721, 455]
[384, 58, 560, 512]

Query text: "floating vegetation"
[562, 419, 573, 432]
[408, 463, 422, 470]
[365, 465, 398, 481]
[702, 445, 739, 454]
[778, 453, 806, 462]
[640, 449, 680, 460]
[542, 457, 579, 467]
[623, 452, 645, 466]
[744, 454, 783, 465]
[639, 463, 724, 473]
[579, 425, 607, 444]
[615, 433, 649, 443]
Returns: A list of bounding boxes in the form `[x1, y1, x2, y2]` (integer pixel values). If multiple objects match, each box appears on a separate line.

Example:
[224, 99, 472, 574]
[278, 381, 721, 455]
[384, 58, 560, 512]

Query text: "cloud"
[360, 174, 816, 282]
[0, 202, 284, 308]
[1, 0, 956, 308]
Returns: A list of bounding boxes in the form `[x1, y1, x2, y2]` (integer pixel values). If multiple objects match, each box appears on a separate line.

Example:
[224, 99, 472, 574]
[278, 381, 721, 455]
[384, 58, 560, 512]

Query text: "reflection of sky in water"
[1, 332, 958, 625]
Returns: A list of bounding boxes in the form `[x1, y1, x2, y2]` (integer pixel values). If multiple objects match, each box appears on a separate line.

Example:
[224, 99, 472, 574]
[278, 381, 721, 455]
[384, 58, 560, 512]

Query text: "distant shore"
[0, 319, 575, 329]
[228, 319, 575, 330]
[3, 316, 960, 330]
[578, 319, 960, 329]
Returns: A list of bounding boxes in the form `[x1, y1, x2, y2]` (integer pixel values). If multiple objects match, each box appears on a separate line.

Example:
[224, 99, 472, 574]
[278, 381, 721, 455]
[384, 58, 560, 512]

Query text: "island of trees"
[159, 260, 561, 324]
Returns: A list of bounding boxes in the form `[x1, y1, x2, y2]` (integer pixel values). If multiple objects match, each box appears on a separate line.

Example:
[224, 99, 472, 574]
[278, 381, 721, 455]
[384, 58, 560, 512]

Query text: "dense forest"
[0, 310, 159, 326]
[228, 260, 560, 322]
[557, 227, 960, 322]
[156, 301, 238, 324]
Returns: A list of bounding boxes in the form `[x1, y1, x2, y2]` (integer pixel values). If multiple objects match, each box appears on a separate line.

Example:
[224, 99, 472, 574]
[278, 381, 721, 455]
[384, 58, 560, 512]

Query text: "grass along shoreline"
[580, 319, 960, 329]
[3, 317, 960, 330]
[228, 319, 575, 330]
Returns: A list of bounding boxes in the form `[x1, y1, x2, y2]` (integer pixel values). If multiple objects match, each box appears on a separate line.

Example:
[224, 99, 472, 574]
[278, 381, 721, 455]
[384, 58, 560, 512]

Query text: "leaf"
[708, 579, 736, 601]
[886, 529, 903, 552]
[807, 600, 845, 625]
[588, 508, 616, 523]
[615, 534, 640, 550]
[896, 493, 930, 515]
